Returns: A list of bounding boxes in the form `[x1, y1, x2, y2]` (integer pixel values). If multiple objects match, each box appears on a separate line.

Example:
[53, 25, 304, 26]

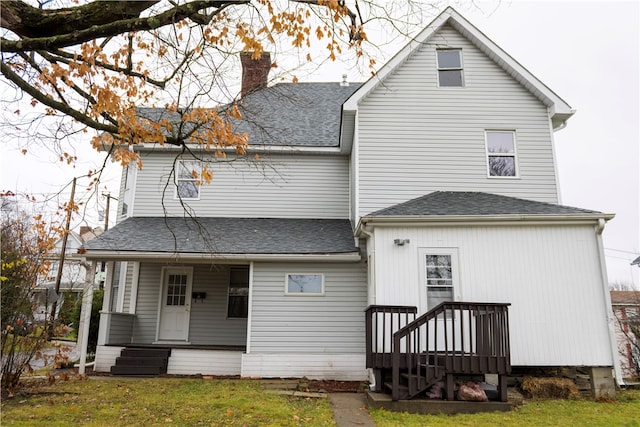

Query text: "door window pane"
[167, 274, 187, 306]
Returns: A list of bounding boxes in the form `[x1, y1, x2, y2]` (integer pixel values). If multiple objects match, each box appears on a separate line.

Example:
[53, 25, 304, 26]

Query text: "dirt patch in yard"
[306, 380, 368, 393]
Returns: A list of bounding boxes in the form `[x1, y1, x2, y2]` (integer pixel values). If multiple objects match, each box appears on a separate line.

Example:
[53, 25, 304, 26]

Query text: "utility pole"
[99, 193, 117, 288]
[49, 177, 76, 334]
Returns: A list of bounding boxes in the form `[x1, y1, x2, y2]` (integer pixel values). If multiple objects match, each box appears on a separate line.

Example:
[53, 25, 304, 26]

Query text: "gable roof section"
[342, 7, 574, 130]
[135, 82, 360, 151]
[235, 82, 361, 147]
[359, 192, 613, 227]
[81, 217, 359, 261]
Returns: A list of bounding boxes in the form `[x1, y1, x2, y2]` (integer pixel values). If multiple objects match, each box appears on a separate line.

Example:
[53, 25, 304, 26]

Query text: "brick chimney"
[240, 51, 271, 97]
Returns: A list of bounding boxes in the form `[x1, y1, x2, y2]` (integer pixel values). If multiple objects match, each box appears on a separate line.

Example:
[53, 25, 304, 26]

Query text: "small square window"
[486, 131, 518, 177]
[286, 274, 324, 295]
[437, 49, 464, 87]
[175, 160, 202, 199]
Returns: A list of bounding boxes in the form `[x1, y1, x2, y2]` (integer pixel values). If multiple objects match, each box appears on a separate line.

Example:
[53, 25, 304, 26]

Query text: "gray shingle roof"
[234, 82, 361, 146]
[136, 82, 361, 147]
[82, 217, 357, 255]
[367, 191, 603, 217]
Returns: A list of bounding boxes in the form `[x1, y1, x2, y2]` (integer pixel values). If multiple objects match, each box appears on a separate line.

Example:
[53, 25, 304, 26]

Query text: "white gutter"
[81, 251, 361, 263]
[359, 225, 375, 306]
[596, 218, 624, 386]
[356, 213, 615, 232]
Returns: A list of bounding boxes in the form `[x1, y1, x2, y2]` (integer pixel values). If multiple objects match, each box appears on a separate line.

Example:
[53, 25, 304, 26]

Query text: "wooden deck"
[366, 302, 511, 401]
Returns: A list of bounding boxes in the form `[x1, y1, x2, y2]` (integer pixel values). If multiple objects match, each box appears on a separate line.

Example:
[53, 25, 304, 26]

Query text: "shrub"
[520, 376, 581, 399]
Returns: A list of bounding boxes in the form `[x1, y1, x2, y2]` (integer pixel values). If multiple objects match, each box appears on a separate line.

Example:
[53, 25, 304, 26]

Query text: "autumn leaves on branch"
[0, 0, 365, 178]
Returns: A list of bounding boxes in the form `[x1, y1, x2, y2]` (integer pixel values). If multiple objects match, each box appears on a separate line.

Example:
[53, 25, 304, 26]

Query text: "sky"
[1, 0, 638, 287]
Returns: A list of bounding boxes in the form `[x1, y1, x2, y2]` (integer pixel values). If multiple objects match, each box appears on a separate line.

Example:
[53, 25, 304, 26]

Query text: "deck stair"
[110, 347, 171, 376]
[366, 302, 511, 401]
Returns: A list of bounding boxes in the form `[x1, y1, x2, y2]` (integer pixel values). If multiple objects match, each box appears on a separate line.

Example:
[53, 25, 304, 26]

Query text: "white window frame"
[174, 160, 202, 200]
[418, 248, 460, 314]
[285, 273, 325, 296]
[436, 48, 464, 88]
[485, 130, 519, 178]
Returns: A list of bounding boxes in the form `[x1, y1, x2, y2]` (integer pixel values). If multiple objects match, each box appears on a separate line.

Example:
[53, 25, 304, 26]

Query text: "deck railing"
[391, 302, 511, 400]
[365, 305, 417, 371]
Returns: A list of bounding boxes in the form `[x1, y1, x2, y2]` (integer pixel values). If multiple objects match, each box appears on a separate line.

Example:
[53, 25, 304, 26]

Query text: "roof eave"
[79, 251, 361, 263]
[356, 213, 615, 234]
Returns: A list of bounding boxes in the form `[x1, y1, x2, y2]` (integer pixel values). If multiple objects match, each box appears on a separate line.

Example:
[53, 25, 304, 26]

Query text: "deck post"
[446, 373, 455, 400]
[499, 374, 508, 402]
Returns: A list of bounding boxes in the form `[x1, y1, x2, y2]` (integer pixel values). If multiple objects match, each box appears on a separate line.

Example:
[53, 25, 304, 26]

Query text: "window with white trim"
[175, 160, 202, 199]
[437, 49, 464, 87]
[420, 249, 459, 312]
[486, 131, 518, 177]
[286, 274, 324, 295]
[228, 266, 249, 318]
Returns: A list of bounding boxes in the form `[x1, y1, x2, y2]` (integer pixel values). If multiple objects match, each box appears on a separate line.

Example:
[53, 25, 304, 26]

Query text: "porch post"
[78, 260, 96, 375]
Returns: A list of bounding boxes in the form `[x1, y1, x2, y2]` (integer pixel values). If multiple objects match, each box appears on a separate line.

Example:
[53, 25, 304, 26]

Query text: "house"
[33, 226, 102, 322]
[610, 291, 640, 381]
[79, 7, 619, 398]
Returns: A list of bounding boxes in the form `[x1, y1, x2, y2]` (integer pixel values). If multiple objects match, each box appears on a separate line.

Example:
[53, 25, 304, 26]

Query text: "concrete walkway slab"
[329, 393, 376, 427]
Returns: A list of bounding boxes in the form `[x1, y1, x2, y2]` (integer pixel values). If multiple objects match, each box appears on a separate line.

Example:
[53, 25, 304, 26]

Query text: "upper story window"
[486, 131, 518, 177]
[437, 49, 464, 87]
[176, 160, 202, 199]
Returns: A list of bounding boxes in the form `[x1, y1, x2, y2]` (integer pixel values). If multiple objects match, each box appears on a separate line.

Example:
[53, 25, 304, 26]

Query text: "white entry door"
[158, 267, 192, 341]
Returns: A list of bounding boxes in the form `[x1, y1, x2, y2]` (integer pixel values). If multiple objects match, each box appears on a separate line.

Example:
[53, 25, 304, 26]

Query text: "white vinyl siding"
[369, 224, 613, 367]
[131, 152, 349, 218]
[356, 24, 559, 216]
[249, 262, 367, 353]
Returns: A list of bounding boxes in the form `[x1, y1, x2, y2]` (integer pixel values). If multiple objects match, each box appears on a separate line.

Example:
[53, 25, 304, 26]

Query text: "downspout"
[596, 218, 624, 386]
[360, 223, 375, 306]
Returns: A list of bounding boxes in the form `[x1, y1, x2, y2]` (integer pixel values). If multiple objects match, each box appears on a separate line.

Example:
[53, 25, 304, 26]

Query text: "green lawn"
[1, 378, 335, 426]
[369, 389, 640, 427]
[2, 377, 640, 427]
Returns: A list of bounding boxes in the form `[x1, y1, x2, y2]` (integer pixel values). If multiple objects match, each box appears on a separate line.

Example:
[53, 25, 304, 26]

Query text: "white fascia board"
[133, 143, 342, 156]
[80, 251, 361, 263]
[356, 212, 615, 233]
[342, 7, 574, 129]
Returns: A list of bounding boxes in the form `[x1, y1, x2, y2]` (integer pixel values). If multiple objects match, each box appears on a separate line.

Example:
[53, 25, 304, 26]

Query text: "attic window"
[437, 49, 464, 87]
[175, 160, 202, 199]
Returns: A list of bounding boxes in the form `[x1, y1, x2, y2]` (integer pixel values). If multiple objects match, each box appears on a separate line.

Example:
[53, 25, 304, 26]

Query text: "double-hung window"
[486, 131, 518, 177]
[437, 49, 464, 87]
[176, 160, 202, 199]
[227, 266, 249, 318]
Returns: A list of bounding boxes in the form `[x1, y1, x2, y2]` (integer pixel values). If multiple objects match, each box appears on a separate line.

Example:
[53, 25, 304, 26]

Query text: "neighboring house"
[80, 7, 619, 398]
[611, 291, 640, 380]
[34, 226, 102, 322]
